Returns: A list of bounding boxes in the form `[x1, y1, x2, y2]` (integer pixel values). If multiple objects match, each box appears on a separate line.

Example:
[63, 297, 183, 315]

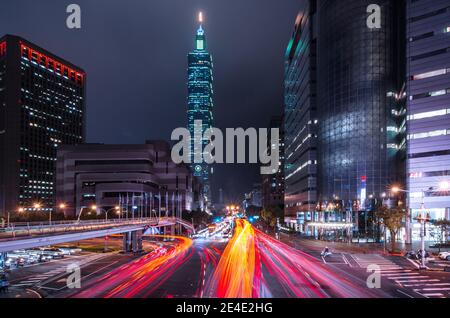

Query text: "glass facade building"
[284, 1, 319, 230]
[187, 17, 214, 206]
[406, 0, 450, 242]
[316, 0, 406, 217]
[262, 116, 285, 211]
[0, 35, 85, 216]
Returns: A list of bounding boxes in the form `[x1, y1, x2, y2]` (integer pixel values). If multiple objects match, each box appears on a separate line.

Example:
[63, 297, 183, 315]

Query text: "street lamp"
[7, 207, 24, 228]
[390, 183, 449, 269]
[56, 203, 67, 226]
[439, 181, 449, 191]
[414, 212, 431, 269]
[104, 206, 121, 222]
[76, 205, 97, 223]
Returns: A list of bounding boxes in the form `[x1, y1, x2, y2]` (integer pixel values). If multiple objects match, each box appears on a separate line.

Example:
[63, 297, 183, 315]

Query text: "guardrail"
[0, 217, 194, 240]
[0, 218, 159, 239]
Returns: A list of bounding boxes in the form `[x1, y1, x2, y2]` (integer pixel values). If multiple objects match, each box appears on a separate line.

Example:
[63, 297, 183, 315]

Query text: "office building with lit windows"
[0, 35, 85, 217]
[187, 13, 214, 208]
[406, 0, 450, 242]
[284, 2, 318, 232]
[56, 141, 197, 218]
[262, 116, 285, 211]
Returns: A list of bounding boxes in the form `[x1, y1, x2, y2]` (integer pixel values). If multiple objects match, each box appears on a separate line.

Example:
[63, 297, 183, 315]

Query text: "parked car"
[438, 252, 450, 261]
[55, 246, 82, 255]
[41, 248, 64, 259]
[417, 249, 433, 259]
[6, 252, 30, 266]
[405, 251, 417, 259]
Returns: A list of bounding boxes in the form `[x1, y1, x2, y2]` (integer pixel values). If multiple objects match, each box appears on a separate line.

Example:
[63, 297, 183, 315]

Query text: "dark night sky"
[0, 0, 303, 203]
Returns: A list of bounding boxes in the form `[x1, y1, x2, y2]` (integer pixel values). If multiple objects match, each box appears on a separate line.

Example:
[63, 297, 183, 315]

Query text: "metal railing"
[0, 217, 193, 240]
[0, 218, 158, 239]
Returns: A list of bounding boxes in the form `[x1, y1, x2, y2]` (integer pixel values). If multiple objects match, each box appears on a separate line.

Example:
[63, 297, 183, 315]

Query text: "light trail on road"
[69, 221, 381, 298]
[205, 219, 379, 298]
[254, 228, 378, 298]
[72, 236, 193, 298]
[204, 219, 257, 298]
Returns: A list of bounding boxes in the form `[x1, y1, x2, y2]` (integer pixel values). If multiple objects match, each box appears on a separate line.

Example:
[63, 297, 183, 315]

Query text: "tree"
[261, 206, 283, 229]
[432, 219, 450, 250]
[261, 209, 276, 228]
[375, 206, 407, 253]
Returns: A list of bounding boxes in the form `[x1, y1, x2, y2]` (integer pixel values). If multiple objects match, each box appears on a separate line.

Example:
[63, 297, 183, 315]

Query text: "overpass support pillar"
[123, 230, 143, 254]
[132, 230, 143, 254]
[123, 232, 132, 253]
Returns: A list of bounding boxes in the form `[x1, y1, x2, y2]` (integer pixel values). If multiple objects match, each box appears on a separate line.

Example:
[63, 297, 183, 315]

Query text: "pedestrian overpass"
[0, 217, 195, 253]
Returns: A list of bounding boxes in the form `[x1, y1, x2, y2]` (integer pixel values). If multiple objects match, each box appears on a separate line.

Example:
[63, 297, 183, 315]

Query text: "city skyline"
[0, 0, 302, 202]
[0, 0, 449, 304]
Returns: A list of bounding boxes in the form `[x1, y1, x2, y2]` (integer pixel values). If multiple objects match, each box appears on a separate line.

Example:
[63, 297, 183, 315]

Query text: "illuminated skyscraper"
[406, 0, 450, 242]
[187, 12, 214, 206]
[0, 35, 85, 217]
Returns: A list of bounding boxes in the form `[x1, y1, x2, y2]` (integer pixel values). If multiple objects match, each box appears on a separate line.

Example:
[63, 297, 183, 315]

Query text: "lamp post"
[9, 207, 25, 228]
[57, 203, 67, 225]
[414, 212, 431, 269]
[76, 205, 97, 224]
[392, 181, 449, 269]
[104, 206, 121, 222]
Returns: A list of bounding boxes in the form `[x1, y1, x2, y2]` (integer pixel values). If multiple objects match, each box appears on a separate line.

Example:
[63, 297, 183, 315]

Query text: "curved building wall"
[316, 0, 405, 206]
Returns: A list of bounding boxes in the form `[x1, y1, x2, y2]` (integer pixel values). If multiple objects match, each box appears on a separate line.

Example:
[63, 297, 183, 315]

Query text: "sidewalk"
[278, 232, 450, 272]
[0, 286, 41, 298]
[282, 234, 387, 255]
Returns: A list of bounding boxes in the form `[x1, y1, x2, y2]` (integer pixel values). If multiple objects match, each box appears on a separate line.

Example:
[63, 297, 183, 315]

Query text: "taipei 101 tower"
[187, 12, 214, 210]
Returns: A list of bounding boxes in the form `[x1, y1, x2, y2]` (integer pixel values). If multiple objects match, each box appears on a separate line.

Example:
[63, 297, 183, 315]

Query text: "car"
[55, 246, 82, 255]
[414, 250, 436, 261]
[25, 248, 51, 261]
[438, 252, 450, 261]
[6, 252, 30, 266]
[41, 248, 64, 259]
[405, 251, 417, 259]
[4, 258, 14, 269]
[15, 257, 26, 267]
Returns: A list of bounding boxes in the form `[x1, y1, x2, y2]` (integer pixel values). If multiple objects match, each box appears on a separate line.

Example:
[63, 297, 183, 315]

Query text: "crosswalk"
[351, 254, 450, 298]
[12, 267, 69, 288]
[429, 259, 450, 268]
[11, 253, 106, 288]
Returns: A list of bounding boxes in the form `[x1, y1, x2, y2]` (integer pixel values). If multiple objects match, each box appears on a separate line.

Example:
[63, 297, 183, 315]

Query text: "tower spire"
[197, 11, 204, 36]
[195, 12, 205, 49]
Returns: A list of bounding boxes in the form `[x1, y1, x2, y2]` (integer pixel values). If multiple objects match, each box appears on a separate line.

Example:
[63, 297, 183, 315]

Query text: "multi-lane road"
[1, 219, 449, 298]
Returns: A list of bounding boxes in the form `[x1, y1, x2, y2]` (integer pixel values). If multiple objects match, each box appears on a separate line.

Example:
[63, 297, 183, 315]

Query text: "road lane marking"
[395, 279, 440, 283]
[421, 293, 444, 297]
[388, 276, 429, 280]
[419, 287, 450, 291]
[403, 283, 450, 287]
[397, 289, 414, 298]
[382, 272, 419, 277]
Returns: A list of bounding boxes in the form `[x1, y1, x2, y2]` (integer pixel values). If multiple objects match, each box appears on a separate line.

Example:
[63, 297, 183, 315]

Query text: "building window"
[408, 109, 450, 121]
[408, 129, 448, 140]
[412, 68, 448, 80]
[411, 89, 449, 100]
